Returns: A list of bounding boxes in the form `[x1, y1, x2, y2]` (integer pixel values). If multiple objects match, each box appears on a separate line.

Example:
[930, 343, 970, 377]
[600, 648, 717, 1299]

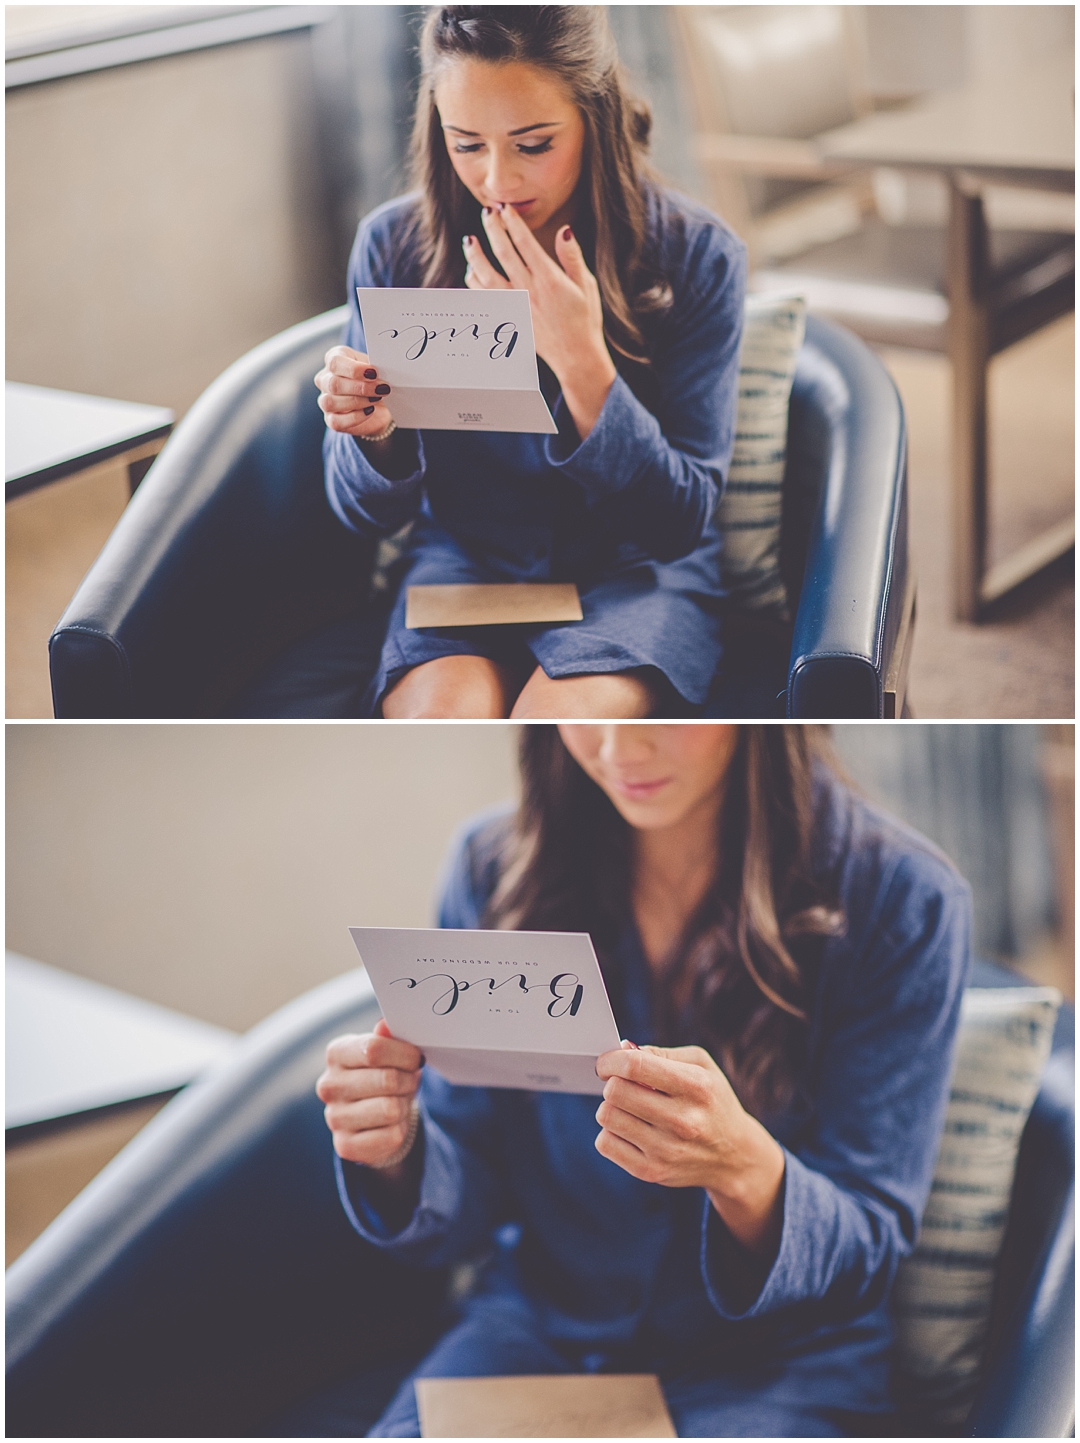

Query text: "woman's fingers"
[316, 371, 389, 401]
[553, 223, 592, 288]
[323, 1091, 414, 1136]
[319, 400, 392, 437]
[316, 351, 392, 401]
[495, 202, 555, 271]
[318, 391, 375, 415]
[331, 1119, 414, 1166]
[324, 1028, 423, 1074]
[594, 1125, 649, 1178]
[595, 1098, 661, 1152]
[480, 206, 531, 286]
[324, 345, 370, 372]
[600, 1074, 682, 1130]
[462, 235, 510, 291]
[498, 206, 593, 294]
[317, 1062, 419, 1104]
[596, 1044, 718, 1094]
[318, 1026, 424, 1165]
[315, 345, 393, 438]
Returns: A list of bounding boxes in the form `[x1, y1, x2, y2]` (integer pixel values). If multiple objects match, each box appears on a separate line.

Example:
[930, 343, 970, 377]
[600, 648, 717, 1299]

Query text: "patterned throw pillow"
[715, 293, 807, 619]
[892, 986, 1062, 1429]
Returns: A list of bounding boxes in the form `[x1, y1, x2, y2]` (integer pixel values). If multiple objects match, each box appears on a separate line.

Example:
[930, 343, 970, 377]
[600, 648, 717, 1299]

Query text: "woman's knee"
[510, 667, 656, 719]
[381, 656, 515, 718]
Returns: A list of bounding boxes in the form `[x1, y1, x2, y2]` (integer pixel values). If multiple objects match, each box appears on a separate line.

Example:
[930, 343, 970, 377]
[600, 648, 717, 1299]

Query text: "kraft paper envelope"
[405, 582, 583, 629]
[357, 287, 558, 433]
[348, 926, 621, 1095]
[416, 1374, 677, 1438]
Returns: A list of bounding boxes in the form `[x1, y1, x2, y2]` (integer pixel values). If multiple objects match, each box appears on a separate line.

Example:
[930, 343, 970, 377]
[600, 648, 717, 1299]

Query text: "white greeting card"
[357, 288, 558, 434]
[348, 926, 621, 1094]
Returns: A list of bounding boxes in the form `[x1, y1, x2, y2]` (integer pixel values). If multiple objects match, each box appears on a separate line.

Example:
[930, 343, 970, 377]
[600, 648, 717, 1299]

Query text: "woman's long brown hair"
[485, 726, 845, 1117]
[409, 6, 672, 364]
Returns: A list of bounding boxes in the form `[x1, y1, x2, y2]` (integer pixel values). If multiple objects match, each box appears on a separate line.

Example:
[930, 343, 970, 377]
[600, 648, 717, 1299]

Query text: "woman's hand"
[314, 346, 394, 440]
[463, 205, 617, 439]
[595, 1043, 786, 1257]
[316, 1019, 423, 1179]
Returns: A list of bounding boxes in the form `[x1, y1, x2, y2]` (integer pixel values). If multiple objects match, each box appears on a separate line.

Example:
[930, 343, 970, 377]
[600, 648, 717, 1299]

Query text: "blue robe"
[323, 185, 746, 713]
[336, 775, 971, 1436]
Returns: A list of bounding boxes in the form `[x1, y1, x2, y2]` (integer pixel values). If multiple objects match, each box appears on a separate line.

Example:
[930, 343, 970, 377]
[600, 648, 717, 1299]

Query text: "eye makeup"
[453, 137, 555, 156]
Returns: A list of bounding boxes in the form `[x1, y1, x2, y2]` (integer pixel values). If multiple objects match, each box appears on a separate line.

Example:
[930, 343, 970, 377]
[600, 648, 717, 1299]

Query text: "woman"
[317, 725, 971, 1436]
[315, 7, 745, 718]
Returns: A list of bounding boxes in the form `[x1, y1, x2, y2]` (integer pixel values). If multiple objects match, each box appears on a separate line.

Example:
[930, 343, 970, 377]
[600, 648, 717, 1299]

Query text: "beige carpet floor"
[879, 314, 1074, 719]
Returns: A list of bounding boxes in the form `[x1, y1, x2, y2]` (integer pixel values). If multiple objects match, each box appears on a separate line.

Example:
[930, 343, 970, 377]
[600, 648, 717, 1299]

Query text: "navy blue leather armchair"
[6, 961, 1071, 1438]
[49, 308, 913, 719]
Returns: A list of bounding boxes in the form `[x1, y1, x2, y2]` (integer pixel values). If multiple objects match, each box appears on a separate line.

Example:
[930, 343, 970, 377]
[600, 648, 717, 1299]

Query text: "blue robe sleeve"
[323, 214, 429, 538]
[324, 201, 746, 561]
[701, 847, 971, 1320]
[334, 818, 516, 1266]
[543, 219, 746, 561]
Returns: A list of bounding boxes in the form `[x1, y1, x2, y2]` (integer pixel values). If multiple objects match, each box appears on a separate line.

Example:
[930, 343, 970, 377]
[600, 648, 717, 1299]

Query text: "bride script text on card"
[357, 288, 558, 434]
[349, 927, 620, 1094]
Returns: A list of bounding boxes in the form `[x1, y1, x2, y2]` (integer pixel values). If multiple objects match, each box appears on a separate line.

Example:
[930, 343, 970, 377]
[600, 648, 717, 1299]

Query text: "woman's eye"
[518, 139, 553, 156]
[453, 142, 484, 154]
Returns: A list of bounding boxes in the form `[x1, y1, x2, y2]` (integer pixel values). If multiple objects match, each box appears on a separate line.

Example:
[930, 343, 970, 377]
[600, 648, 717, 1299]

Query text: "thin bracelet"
[357, 417, 398, 445]
[369, 1101, 420, 1170]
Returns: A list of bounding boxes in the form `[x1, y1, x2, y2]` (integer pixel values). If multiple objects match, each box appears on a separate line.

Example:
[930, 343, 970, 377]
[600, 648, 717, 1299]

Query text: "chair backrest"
[679, 6, 864, 144]
[673, 6, 871, 262]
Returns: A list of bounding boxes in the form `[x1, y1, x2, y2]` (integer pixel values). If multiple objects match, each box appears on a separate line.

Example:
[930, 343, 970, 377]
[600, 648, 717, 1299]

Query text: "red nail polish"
[364, 405, 375, 415]
[562, 226, 573, 242]
[364, 369, 377, 379]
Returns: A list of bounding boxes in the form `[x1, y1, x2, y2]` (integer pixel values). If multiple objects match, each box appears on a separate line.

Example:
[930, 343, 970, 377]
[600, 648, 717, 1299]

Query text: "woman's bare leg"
[509, 666, 656, 719]
[382, 655, 519, 718]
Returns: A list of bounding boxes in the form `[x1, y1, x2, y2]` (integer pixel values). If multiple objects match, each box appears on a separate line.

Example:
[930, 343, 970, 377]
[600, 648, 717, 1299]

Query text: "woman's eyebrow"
[442, 121, 563, 136]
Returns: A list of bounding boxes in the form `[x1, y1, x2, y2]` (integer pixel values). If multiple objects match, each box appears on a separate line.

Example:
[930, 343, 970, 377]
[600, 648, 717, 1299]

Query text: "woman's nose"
[598, 726, 654, 765]
[484, 147, 521, 201]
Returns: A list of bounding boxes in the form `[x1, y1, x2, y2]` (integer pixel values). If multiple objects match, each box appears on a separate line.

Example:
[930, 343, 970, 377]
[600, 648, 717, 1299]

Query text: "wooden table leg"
[122, 438, 169, 496]
[947, 173, 991, 623]
[947, 171, 1074, 620]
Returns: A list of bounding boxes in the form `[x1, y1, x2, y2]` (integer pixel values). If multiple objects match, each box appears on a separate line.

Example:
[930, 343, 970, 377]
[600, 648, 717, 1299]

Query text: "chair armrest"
[49, 307, 374, 718]
[785, 315, 909, 717]
[5, 970, 447, 1437]
[696, 132, 859, 180]
[966, 1053, 1075, 1438]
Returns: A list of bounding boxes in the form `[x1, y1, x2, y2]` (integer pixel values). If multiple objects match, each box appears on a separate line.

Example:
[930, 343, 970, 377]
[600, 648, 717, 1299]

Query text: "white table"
[6, 953, 236, 1131]
[5, 382, 173, 501]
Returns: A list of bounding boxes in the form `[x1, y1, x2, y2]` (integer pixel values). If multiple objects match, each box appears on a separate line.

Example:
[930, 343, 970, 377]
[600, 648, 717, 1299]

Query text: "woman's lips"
[613, 777, 671, 802]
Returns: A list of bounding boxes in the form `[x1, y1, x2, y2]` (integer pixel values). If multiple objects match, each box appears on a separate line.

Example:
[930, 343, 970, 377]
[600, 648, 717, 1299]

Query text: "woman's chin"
[610, 795, 682, 831]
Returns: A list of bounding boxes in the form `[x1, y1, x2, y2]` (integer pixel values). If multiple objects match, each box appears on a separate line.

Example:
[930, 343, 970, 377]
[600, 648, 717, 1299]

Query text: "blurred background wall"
[831, 724, 1072, 977]
[6, 723, 519, 1031]
[6, 4, 1072, 417]
[6, 723, 1073, 1035]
